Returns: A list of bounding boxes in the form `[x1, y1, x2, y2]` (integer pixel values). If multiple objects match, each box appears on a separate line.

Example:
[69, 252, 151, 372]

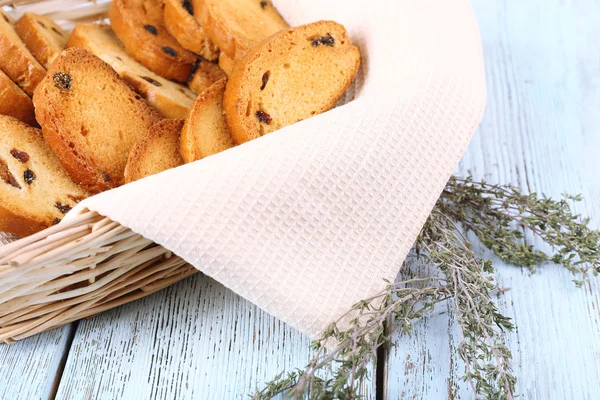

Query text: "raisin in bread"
[0, 10, 46, 96]
[33, 48, 162, 193]
[188, 57, 227, 95]
[109, 0, 197, 82]
[218, 52, 235, 76]
[0, 69, 36, 126]
[224, 21, 361, 144]
[195, 0, 288, 60]
[163, 0, 219, 61]
[15, 13, 68, 68]
[181, 78, 235, 162]
[0, 115, 89, 237]
[67, 23, 196, 119]
[124, 119, 184, 183]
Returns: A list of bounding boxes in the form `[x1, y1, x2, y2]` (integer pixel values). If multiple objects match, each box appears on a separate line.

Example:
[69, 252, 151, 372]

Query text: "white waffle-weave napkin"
[73, 0, 486, 337]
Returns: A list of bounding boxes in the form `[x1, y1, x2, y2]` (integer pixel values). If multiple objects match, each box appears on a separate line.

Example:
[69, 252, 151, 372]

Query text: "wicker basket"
[0, 0, 197, 343]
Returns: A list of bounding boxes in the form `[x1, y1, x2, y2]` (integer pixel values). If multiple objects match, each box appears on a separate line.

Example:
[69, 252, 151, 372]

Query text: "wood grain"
[0, 325, 73, 400]
[386, 0, 600, 398]
[55, 273, 375, 399]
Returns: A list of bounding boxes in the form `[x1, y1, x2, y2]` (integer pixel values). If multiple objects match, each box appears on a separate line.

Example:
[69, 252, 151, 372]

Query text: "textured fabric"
[73, 0, 486, 338]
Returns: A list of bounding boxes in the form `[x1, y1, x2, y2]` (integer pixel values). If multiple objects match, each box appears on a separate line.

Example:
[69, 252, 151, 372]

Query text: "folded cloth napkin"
[72, 0, 486, 338]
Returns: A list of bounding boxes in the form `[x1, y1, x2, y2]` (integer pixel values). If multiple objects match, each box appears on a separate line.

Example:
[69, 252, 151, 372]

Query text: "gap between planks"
[48, 322, 78, 400]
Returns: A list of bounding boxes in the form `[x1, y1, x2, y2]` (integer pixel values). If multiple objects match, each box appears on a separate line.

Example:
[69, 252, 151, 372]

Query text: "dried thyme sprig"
[440, 176, 600, 286]
[253, 210, 512, 400]
[419, 210, 515, 399]
[254, 176, 599, 399]
[252, 277, 449, 399]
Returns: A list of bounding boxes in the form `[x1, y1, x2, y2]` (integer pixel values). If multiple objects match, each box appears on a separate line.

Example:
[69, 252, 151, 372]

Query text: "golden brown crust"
[15, 13, 68, 68]
[40, 119, 111, 193]
[163, 0, 219, 61]
[33, 48, 162, 193]
[195, 0, 288, 60]
[67, 23, 197, 119]
[109, 0, 197, 82]
[0, 69, 36, 126]
[124, 119, 184, 183]
[0, 12, 46, 96]
[218, 52, 235, 76]
[0, 203, 49, 237]
[180, 78, 235, 162]
[0, 115, 89, 237]
[188, 58, 227, 94]
[224, 21, 360, 144]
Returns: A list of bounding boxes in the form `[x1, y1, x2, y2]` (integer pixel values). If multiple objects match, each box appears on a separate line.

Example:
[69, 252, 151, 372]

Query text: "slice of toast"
[15, 13, 68, 68]
[180, 78, 235, 162]
[33, 48, 162, 193]
[188, 57, 227, 95]
[0, 115, 89, 237]
[196, 0, 288, 60]
[224, 21, 361, 144]
[218, 52, 235, 76]
[0, 10, 46, 96]
[124, 119, 184, 183]
[109, 0, 197, 82]
[163, 0, 219, 61]
[68, 23, 197, 119]
[0, 69, 36, 126]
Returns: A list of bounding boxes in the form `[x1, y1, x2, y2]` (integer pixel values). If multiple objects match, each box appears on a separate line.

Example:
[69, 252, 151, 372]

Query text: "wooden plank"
[55, 273, 375, 399]
[0, 324, 74, 400]
[0, 235, 75, 400]
[386, 0, 600, 398]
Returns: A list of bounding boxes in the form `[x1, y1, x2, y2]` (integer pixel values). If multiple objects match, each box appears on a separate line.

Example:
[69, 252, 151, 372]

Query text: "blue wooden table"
[1, 1, 599, 398]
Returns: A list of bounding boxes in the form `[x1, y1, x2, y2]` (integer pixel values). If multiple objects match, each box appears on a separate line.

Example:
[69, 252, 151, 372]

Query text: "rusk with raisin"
[188, 57, 227, 95]
[180, 78, 235, 163]
[195, 0, 288, 60]
[0, 115, 89, 237]
[124, 119, 184, 183]
[68, 23, 196, 119]
[224, 21, 360, 144]
[163, 0, 219, 61]
[0, 69, 36, 126]
[109, 0, 197, 82]
[0, 10, 46, 96]
[15, 13, 68, 68]
[33, 48, 162, 193]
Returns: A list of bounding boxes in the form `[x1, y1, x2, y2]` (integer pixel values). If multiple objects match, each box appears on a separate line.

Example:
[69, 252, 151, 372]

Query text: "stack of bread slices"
[0, 0, 361, 237]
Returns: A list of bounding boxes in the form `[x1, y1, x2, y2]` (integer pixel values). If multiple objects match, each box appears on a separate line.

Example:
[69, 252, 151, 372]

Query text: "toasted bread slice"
[0, 69, 36, 126]
[188, 58, 227, 95]
[224, 21, 361, 144]
[67, 23, 196, 119]
[163, 0, 219, 61]
[124, 119, 184, 183]
[196, 0, 288, 60]
[109, 0, 197, 82]
[15, 13, 68, 68]
[0, 115, 89, 237]
[218, 52, 235, 76]
[181, 78, 235, 162]
[33, 48, 162, 193]
[0, 10, 46, 96]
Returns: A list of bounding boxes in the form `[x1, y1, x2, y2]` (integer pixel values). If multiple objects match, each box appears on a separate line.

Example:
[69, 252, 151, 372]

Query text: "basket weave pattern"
[0, 0, 196, 343]
[0, 211, 196, 343]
